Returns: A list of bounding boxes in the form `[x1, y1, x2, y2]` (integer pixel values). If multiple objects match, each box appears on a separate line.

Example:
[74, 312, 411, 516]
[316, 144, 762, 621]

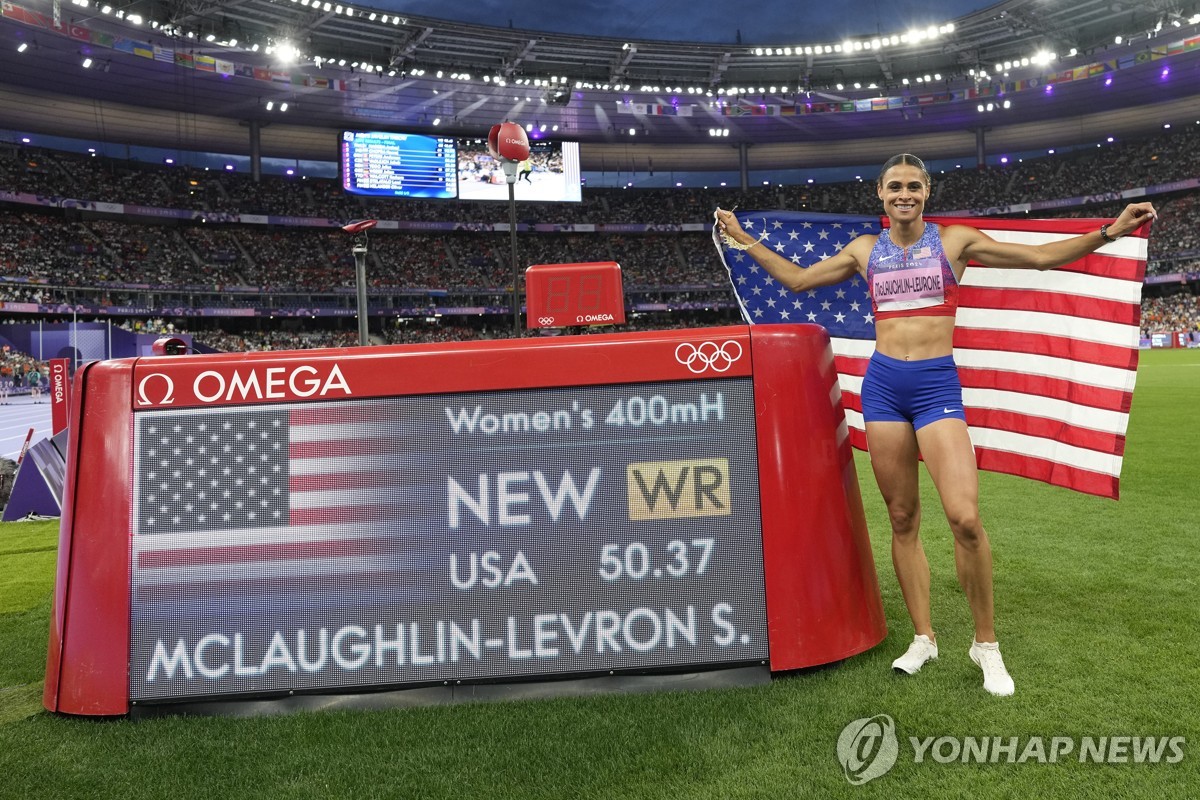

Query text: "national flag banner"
[4, 3, 49, 27]
[64, 22, 89, 41]
[215, 58, 235, 75]
[153, 44, 173, 63]
[714, 211, 1149, 499]
[194, 54, 216, 72]
[174, 51, 194, 69]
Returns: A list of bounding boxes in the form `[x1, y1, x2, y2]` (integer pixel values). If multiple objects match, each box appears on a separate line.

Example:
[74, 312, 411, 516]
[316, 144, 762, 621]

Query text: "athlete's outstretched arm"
[948, 201, 1156, 271]
[715, 208, 867, 293]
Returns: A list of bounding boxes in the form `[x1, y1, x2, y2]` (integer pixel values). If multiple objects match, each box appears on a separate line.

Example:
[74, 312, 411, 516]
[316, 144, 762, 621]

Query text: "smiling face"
[876, 164, 931, 225]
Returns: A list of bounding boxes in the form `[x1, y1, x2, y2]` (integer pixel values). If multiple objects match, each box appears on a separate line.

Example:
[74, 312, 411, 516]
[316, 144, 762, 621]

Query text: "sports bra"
[866, 224, 960, 321]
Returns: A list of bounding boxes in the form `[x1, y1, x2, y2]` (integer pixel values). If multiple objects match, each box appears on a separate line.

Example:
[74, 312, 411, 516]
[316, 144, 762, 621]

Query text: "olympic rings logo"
[674, 340, 743, 374]
[537, 317, 556, 326]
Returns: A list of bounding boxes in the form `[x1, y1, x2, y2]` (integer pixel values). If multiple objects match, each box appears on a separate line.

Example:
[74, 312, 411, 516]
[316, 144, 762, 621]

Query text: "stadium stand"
[2, 123, 1199, 350]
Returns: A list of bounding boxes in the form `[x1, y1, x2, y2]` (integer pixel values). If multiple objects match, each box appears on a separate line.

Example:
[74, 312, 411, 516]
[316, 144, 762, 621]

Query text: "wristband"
[1099, 224, 1120, 244]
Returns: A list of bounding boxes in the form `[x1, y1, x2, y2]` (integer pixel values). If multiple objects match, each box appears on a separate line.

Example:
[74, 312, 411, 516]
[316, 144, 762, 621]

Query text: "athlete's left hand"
[1108, 202, 1157, 238]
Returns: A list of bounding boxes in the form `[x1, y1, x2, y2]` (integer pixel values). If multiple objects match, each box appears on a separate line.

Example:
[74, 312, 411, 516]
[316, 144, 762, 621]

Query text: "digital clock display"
[129, 378, 768, 701]
[525, 261, 626, 329]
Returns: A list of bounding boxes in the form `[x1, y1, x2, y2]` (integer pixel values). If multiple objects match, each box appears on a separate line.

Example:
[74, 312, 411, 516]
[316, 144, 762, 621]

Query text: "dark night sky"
[368, 0, 996, 45]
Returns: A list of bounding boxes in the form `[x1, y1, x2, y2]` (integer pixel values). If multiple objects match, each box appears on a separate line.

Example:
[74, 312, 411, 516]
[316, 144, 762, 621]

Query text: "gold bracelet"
[718, 228, 768, 251]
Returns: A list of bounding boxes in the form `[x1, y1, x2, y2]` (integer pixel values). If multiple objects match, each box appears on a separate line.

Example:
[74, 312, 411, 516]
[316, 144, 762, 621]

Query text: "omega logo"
[137, 373, 176, 406]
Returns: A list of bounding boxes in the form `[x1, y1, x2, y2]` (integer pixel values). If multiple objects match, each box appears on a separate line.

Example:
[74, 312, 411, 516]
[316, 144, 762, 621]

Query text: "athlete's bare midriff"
[874, 315, 956, 361]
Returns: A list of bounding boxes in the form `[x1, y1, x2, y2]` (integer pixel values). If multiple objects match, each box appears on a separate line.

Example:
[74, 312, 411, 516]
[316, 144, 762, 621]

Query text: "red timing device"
[487, 121, 530, 163]
[525, 261, 626, 329]
[44, 324, 885, 716]
[341, 218, 379, 233]
[150, 337, 188, 356]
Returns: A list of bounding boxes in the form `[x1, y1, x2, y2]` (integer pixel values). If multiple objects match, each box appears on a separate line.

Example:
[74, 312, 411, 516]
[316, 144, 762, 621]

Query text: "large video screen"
[456, 139, 582, 202]
[128, 379, 768, 702]
[340, 131, 458, 199]
[340, 130, 582, 202]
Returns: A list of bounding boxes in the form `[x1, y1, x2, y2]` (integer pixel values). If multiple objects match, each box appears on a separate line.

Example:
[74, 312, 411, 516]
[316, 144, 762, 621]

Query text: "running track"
[0, 397, 53, 462]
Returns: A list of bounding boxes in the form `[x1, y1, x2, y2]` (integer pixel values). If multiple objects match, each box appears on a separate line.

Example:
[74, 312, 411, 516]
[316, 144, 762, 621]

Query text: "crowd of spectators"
[1, 125, 1198, 307]
[0, 347, 49, 401]
[64, 287, 1193, 357]
[1142, 290, 1200, 337]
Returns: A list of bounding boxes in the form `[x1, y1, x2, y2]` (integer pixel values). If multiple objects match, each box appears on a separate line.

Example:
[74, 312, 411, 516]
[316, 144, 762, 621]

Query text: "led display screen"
[340, 130, 458, 198]
[456, 139, 582, 202]
[340, 130, 581, 202]
[129, 378, 768, 702]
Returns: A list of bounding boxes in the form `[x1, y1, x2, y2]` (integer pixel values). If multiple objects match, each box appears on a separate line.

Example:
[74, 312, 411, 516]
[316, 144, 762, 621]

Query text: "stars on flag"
[715, 211, 880, 339]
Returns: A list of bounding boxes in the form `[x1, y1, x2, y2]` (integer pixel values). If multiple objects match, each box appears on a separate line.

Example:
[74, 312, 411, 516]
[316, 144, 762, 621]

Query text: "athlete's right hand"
[714, 207, 748, 244]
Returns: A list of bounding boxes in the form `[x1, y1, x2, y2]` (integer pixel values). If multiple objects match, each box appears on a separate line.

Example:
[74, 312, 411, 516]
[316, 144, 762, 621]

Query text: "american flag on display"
[713, 210, 1149, 499]
[131, 402, 429, 603]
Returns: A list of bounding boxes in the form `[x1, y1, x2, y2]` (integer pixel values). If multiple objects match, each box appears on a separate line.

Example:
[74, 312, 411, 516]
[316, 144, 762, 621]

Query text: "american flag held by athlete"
[713, 210, 1149, 499]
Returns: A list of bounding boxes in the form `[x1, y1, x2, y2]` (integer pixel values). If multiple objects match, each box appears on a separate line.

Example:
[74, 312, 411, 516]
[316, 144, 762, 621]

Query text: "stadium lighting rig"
[751, 23, 957, 57]
[58, 0, 1200, 110]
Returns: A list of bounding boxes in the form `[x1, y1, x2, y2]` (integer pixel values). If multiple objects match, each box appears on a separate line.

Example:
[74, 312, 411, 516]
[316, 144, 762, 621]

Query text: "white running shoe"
[969, 640, 1016, 697]
[891, 634, 938, 675]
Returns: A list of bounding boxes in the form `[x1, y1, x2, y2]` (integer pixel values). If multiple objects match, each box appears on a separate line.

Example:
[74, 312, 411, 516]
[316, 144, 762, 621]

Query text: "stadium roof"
[1, 0, 1198, 172]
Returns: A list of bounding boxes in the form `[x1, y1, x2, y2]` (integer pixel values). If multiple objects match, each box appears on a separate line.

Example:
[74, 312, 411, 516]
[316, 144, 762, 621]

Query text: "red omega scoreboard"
[44, 324, 885, 716]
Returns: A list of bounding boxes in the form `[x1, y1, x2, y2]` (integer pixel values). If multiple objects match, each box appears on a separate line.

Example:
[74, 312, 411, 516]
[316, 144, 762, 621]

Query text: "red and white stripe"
[132, 400, 420, 599]
[833, 217, 1147, 499]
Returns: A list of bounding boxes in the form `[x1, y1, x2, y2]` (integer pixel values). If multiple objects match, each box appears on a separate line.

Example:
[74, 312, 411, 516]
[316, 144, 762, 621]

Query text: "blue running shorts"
[860, 351, 967, 430]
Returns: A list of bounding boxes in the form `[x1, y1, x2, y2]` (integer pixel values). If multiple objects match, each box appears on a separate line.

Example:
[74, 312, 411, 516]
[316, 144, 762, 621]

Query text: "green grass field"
[1, 348, 1197, 799]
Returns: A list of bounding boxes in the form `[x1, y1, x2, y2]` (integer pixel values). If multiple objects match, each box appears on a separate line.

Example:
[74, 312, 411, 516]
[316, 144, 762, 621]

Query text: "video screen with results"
[340, 130, 582, 202]
[339, 131, 458, 199]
